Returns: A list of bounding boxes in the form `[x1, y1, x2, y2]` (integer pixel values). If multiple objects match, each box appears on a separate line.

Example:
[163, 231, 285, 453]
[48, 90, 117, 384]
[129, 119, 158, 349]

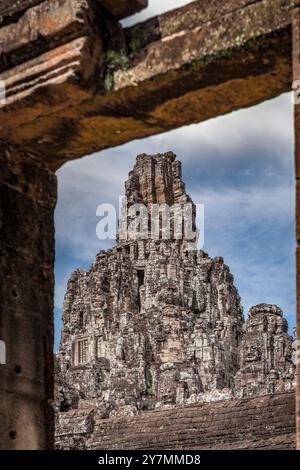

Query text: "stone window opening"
[73, 339, 89, 366]
[79, 311, 84, 329]
[137, 269, 145, 288]
[137, 269, 145, 311]
[60, 399, 71, 413]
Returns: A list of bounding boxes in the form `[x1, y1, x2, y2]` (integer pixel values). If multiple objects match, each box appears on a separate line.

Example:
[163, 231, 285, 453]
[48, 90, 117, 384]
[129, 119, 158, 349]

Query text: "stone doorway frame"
[0, 0, 299, 449]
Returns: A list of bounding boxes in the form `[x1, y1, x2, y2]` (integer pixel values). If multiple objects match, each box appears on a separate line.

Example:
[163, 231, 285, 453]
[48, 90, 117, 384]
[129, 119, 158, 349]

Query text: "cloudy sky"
[54, 1, 296, 350]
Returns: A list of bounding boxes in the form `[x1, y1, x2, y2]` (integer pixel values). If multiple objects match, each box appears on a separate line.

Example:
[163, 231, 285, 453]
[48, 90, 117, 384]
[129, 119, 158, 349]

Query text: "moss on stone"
[104, 49, 129, 91]
[106, 50, 129, 70]
[128, 25, 155, 55]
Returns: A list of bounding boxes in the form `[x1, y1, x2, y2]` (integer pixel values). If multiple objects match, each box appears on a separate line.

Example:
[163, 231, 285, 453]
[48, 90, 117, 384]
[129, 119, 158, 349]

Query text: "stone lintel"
[0, 0, 293, 168]
[0, 0, 148, 23]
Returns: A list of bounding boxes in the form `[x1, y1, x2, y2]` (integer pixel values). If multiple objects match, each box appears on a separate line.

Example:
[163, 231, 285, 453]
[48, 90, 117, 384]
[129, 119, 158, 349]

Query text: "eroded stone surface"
[56, 392, 296, 450]
[0, 0, 293, 166]
[0, 142, 57, 450]
[235, 304, 295, 397]
[55, 153, 295, 448]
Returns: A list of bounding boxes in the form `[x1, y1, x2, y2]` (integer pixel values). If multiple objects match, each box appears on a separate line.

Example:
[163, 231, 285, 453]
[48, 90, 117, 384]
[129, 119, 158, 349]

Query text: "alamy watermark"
[96, 197, 204, 250]
[0, 340, 6, 365]
[0, 80, 6, 106]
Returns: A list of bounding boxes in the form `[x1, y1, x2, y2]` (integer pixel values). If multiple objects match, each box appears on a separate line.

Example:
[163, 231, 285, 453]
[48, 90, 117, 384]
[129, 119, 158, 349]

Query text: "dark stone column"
[0, 143, 56, 449]
[292, 6, 300, 451]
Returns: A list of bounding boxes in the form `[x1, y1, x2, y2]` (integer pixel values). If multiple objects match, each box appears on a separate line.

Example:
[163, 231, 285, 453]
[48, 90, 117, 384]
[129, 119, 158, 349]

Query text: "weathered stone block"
[0, 0, 293, 167]
[0, 389, 49, 450]
[0, 306, 49, 399]
[0, 184, 55, 265]
[0, 145, 56, 449]
[56, 392, 296, 450]
[0, 0, 94, 71]
[0, 245, 53, 321]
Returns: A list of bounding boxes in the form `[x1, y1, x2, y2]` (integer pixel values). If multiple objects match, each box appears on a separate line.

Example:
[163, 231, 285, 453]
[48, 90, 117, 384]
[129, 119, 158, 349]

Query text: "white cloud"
[142, 93, 293, 169]
[191, 181, 295, 324]
[193, 181, 294, 234]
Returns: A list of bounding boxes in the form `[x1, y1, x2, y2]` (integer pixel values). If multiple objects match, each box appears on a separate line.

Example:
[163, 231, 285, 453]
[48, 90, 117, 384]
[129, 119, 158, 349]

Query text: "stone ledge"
[55, 392, 296, 450]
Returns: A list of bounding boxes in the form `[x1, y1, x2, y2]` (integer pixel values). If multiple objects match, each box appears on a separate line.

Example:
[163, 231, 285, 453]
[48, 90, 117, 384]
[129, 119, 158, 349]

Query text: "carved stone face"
[244, 343, 262, 363]
[158, 372, 177, 403]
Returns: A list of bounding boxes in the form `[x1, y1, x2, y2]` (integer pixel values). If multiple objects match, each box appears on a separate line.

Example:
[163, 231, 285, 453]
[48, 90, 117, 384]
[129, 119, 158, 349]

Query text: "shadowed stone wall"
[0, 143, 57, 449]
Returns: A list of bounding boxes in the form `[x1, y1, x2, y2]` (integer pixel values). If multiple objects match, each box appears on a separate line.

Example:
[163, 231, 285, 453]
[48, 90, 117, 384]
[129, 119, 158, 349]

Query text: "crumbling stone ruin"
[55, 152, 295, 448]
[1, 0, 300, 451]
[235, 304, 295, 398]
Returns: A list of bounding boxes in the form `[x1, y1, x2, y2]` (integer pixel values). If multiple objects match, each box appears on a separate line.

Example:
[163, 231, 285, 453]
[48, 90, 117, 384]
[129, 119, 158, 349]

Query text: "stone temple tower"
[235, 304, 295, 397]
[55, 153, 295, 420]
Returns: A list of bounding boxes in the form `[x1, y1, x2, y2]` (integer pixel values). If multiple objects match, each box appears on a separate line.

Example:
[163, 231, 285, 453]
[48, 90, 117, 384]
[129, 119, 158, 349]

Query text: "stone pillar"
[0, 143, 57, 449]
[292, 5, 300, 451]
